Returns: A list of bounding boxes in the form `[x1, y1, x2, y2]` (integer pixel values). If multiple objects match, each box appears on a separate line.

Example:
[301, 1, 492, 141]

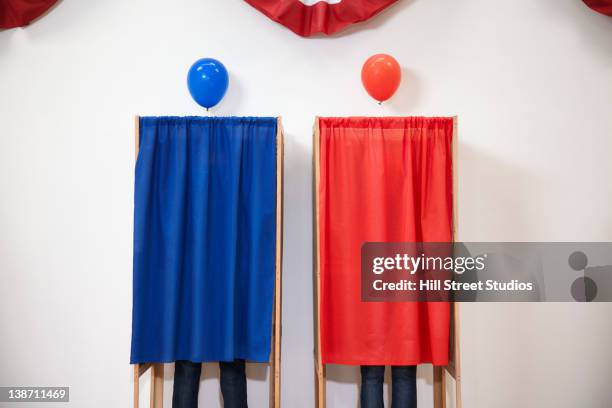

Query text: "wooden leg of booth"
[134, 365, 140, 408]
[134, 363, 156, 408]
[269, 303, 281, 408]
[275, 320, 282, 408]
[314, 361, 326, 408]
[150, 364, 164, 408]
[452, 302, 462, 408]
[433, 367, 446, 408]
[455, 373, 462, 408]
[313, 118, 325, 408]
[269, 118, 283, 408]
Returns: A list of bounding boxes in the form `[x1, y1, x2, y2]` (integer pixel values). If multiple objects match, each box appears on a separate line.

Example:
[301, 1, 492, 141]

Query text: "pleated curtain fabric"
[130, 116, 278, 364]
[318, 117, 454, 366]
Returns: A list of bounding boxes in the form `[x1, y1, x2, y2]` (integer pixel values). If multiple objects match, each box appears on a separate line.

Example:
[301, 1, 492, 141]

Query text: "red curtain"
[318, 117, 454, 366]
[0, 0, 58, 29]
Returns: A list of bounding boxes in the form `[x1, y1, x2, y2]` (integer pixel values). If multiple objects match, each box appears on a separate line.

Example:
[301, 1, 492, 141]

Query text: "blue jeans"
[360, 365, 417, 408]
[172, 360, 248, 408]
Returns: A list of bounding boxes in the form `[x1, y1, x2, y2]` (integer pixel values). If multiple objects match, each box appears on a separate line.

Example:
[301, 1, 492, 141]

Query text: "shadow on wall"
[283, 130, 322, 407]
[384, 66, 421, 114]
[459, 140, 538, 240]
[455, 141, 536, 405]
[31, 0, 64, 27]
[554, 0, 612, 61]
[214, 71, 245, 115]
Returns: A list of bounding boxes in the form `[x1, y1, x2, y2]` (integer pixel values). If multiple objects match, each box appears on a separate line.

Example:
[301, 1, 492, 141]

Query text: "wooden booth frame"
[132, 116, 284, 408]
[312, 116, 461, 408]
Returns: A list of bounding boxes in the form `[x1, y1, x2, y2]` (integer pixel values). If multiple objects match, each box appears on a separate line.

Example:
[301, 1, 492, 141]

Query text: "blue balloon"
[187, 58, 229, 109]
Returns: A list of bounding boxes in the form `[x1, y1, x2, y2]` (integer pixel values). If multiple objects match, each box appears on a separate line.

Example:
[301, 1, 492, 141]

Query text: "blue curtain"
[130, 117, 278, 364]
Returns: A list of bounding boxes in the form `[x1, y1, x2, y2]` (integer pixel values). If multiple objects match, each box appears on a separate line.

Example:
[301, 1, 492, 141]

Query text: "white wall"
[1, 0, 612, 407]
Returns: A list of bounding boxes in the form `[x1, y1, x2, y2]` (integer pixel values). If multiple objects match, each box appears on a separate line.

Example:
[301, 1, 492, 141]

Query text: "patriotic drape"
[317, 117, 454, 365]
[0, 0, 58, 29]
[583, 0, 612, 16]
[130, 117, 278, 364]
[245, 0, 398, 37]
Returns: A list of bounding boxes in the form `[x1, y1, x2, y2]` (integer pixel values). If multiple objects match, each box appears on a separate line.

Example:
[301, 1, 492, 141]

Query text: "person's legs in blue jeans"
[391, 365, 416, 408]
[360, 365, 385, 408]
[360, 365, 417, 408]
[173, 360, 201, 408]
[172, 360, 248, 408]
[219, 360, 248, 408]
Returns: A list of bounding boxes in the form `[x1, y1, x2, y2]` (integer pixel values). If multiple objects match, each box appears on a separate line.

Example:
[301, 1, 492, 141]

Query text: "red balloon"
[361, 54, 402, 103]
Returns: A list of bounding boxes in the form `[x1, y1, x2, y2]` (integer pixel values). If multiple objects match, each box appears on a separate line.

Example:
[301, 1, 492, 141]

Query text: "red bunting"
[583, 0, 612, 16]
[245, 0, 398, 37]
[317, 117, 454, 365]
[0, 0, 58, 29]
